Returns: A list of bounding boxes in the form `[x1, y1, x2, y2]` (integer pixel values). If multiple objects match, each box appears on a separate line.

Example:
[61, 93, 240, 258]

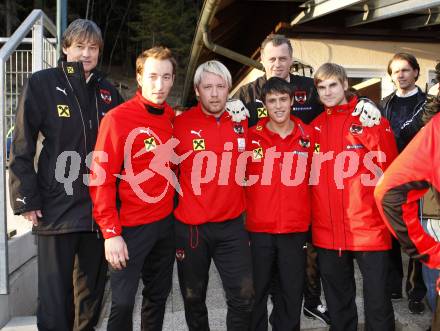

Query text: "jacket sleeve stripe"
[382, 180, 434, 262]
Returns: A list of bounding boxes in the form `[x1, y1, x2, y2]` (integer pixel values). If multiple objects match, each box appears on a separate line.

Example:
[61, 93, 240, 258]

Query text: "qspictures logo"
[54, 127, 387, 203]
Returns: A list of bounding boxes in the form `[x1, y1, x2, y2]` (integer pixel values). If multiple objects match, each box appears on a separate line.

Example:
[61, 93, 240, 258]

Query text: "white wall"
[232, 38, 440, 99]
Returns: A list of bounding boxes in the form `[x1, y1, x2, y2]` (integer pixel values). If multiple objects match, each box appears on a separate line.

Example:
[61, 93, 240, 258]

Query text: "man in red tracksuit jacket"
[89, 47, 176, 331]
[245, 77, 314, 331]
[375, 112, 440, 330]
[173, 60, 254, 331]
[310, 63, 398, 331]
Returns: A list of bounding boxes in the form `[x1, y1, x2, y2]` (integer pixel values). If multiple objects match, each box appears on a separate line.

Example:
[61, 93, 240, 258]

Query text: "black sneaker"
[408, 299, 425, 314]
[303, 304, 331, 325]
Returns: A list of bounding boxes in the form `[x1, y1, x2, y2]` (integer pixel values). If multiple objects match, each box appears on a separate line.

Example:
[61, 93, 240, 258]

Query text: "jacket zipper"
[62, 68, 95, 232]
[62, 69, 89, 155]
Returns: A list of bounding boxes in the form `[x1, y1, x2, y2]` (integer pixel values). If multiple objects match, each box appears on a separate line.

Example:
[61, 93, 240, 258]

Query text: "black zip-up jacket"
[232, 73, 323, 126]
[379, 87, 426, 152]
[380, 87, 440, 220]
[9, 61, 123, 234]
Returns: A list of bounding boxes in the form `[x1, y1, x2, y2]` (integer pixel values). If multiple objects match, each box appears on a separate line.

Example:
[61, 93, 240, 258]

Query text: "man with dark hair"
[380, 52, 427, 314]
[246, 77, 315, 330]
[9, 18, 123, 330]
[233, 34, 329, 325]
[90, 46, 176, 331]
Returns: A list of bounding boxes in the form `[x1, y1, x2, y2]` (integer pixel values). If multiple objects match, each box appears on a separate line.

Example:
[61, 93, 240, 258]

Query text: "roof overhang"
[182, 0, 440, 106]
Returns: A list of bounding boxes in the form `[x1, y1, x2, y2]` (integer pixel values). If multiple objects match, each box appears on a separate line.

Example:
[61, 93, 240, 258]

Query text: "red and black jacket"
[375, 113, 440, 269]
[89, 91, 175, 239]
[173, 104, 247, 225]
[245, 116, 314, 233]
[310, 96, 398, 251]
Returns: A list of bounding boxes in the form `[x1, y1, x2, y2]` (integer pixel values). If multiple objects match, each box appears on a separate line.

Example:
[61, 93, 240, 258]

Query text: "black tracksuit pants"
[303, 241, 323, 307]
[175, 215, 254, 331]
[37, 232, 107, 331]
[388, 237, 426, 300]
[249, 232, 307, 331]
[268, 235, 322, 328]
[107, 214, 174, 331]
[317, 248, 395, 331]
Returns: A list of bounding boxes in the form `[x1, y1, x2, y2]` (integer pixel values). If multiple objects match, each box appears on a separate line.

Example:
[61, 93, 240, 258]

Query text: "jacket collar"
[253, 115, 307, 141]
[193, 103, 233, 122]
[385, 86, 425, 106]
[135, 90, 172, 116]
[324, 96, 358, 115]
[58, 59, 103, 84]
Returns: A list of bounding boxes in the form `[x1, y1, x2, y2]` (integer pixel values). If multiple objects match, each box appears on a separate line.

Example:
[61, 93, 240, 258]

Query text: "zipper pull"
[89, 120, 92, 129]
[338, 248, 342, 257]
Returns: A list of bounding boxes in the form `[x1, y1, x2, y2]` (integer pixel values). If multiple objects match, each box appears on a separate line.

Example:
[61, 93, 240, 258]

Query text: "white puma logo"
[314, 126, 321, 131]
[255, 99, 264, 104]
[56, 86, 67, 96]
[140, 128, 151, 135]
[251, 140, 260, 146]
[105, 227, 117, 235]
[16, 197, 26, 204]
[191, 130, 202, 138]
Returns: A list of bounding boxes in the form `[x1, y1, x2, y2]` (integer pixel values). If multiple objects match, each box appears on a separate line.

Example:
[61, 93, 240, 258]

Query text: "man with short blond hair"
[174, 60, 254, 330]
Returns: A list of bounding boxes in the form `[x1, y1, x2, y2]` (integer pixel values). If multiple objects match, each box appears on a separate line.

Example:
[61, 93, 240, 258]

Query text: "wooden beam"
[402, 9, 440, 29]
[276, 22, 440, 43]
[346, 0, 440, 27]
[291, 0, 363, 25]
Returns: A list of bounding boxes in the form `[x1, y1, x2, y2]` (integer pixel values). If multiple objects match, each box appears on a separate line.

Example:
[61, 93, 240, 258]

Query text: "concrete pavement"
[2, 255, 433, 331]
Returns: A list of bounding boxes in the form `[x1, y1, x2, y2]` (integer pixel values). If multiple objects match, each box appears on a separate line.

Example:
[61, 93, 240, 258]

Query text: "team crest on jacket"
[349, 123, 363, 135]
[257, 106, 268, 118]
[294, 91, 307, 104]
[176, 248, 185, 261]
[233, 123, 244, 135]
[57, 105, 70, 117]
[299, 137, 310, 148]
[66, 66, 75, 74]
[193, 139, 205, 151]
[144, 137, 157, 151]
[100, 89, 112, 104]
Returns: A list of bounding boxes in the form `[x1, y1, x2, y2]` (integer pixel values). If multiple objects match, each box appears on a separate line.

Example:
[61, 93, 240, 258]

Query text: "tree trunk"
[107, 0, 132, 72]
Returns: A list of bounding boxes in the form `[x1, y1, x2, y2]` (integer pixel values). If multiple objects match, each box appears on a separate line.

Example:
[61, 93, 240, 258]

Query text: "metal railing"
[0, 9, 57, 294]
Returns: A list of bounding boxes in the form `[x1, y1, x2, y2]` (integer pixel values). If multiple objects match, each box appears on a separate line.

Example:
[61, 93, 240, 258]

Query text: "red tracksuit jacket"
[310, 96, 398, 251]
[245, 116, 314, 233]
[173, 104, 247, 225]
[89, 91, 175, 239]
[375, 113, 440, 269]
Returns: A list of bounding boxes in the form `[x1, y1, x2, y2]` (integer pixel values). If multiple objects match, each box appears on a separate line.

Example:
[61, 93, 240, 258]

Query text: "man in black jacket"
[380, 52, 427, 315]
[9, 19, 123, 331]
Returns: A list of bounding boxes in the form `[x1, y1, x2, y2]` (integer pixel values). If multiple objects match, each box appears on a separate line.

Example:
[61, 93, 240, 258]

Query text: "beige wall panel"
[231, 39, 440, 97]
